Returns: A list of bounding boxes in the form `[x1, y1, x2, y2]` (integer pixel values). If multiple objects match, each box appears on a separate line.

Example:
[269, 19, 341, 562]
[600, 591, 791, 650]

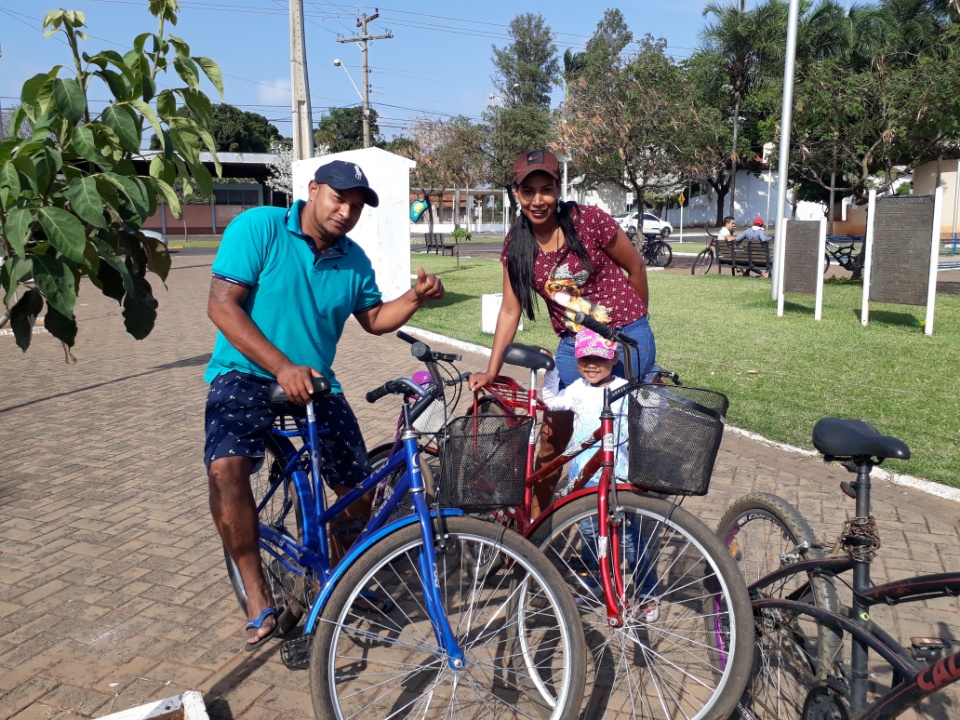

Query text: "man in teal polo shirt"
[204, 160, 444, 651]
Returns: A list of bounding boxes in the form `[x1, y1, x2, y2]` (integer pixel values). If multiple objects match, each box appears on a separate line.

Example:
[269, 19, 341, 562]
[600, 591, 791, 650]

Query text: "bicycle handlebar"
[365, 377, 430, 404]
[572, 312, 639, 349]
[396, 331, 462, 363]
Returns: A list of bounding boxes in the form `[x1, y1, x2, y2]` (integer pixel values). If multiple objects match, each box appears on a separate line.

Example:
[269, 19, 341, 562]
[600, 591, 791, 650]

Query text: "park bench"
[714, 236, 772, 276]
[423, 232, 458, 256]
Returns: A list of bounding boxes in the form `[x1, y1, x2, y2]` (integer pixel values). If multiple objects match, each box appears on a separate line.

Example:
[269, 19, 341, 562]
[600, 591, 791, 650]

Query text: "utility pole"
[337, 10, 392, 148]
[0, 44, 5, 138]
[289, 0, 314, 161]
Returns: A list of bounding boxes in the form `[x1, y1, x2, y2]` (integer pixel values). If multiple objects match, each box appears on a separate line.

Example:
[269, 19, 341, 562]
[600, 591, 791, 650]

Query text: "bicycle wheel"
[716, 492, 841, 720]
[367, 442, 435, 520]
[652, 240, 673, 268]
[223, 434, 311, 635]
[311, 516, 587, 720]
[823, 252, 831, 275]
[692, 248, 714, 275]
[531, 493, 753, 720]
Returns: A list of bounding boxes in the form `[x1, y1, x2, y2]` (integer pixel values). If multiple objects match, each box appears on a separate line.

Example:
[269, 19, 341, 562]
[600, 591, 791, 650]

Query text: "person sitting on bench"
[737, 217, 772, 243]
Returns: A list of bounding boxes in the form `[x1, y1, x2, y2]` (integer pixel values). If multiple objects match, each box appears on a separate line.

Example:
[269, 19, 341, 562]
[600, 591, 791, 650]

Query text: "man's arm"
[354, 267, 444, 335]
[207, 278, 320, 403]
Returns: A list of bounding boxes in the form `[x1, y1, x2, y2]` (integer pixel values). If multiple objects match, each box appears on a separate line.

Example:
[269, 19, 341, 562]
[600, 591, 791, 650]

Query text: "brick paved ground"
[1, 252, 958, 719]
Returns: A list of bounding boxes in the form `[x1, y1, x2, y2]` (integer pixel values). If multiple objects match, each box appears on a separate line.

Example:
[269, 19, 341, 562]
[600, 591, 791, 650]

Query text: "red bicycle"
[429, 314, 754, 720]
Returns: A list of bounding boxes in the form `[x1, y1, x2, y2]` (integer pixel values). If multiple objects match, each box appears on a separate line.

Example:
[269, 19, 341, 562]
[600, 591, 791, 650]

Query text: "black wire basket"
[627, 384, 728, 496]
[438, 414, 532, 510]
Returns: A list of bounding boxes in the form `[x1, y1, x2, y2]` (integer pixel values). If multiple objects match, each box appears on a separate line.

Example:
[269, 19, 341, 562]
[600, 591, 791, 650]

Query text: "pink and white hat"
[574, 328, 618, 360]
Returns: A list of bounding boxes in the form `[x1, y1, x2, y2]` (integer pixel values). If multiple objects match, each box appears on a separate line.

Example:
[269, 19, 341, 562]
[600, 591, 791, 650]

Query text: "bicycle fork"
[398, 411, 466, 670]
[595, 394, 626, 627]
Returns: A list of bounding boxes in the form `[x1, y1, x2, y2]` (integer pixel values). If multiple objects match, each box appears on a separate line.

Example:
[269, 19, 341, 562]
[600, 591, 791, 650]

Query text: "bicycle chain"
[840, 516, 881, 563]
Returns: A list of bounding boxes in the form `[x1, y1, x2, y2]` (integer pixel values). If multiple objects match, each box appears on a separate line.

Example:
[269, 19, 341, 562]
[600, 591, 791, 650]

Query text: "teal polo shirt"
[203, 201, 382, 392]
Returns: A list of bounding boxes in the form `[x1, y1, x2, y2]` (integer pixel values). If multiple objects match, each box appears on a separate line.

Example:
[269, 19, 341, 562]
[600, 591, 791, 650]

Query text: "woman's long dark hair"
[506, 199, 591, 320]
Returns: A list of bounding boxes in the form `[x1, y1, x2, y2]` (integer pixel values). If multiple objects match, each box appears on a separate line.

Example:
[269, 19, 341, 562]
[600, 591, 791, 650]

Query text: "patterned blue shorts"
[204, 371, 371, 488]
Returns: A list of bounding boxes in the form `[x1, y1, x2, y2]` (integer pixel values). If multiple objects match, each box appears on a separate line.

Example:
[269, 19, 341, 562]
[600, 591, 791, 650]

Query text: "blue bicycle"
[222, 334, 587, 720]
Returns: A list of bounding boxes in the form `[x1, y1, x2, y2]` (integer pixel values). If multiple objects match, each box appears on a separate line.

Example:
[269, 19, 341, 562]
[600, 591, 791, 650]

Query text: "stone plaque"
[870, 196, 934, 306]
[782, 221, 821, 295]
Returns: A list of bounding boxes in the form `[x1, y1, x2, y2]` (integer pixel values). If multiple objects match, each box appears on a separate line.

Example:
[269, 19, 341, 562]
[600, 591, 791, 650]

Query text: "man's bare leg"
[208, 455, 276, 646]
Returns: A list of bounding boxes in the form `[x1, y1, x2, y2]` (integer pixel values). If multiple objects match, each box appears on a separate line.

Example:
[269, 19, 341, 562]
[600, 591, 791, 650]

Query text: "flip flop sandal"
[244, 607, 279, 653]
[351, 590, 395, 614]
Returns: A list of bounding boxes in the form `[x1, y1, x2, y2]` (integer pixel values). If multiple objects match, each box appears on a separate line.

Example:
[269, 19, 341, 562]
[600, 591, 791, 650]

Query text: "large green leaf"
[53, 78, 87, 125]
[67, 176, 108, 228]
[34, 75, 59, 118]
[149, 155, 176, 187]
[139, 229, 171, 283]
[89, 50, 137, 90]
[0, 137, 21, 165]
[173, 56, 200, 91]
[101, 104, 140, 153]
[189, 157, 214, 198]
[9, 287, 44, 352]
[194, 56, 224, 99]
[141, 74, 157, 103]
[102, 173, 150, 222]
[44, 304, 78, 349]
[71, 124, 113, 169]
[20, 71, 58, 120]
[38, 206, 87, 264]
[95, 69, 132, 102]
[129, 100, 164, 146]
[3, 207, 33, 256]
[0, 162, 21, 207]
[89, 232, 135, 297]
[11, 154, 39, 195]
[156, 89, 177, 120]
[93, 174, 121, 216]
[2, 258, 34, 308]
[34, 146, 65, 195]
[122, 276, 158, 340]
[32, 252, 77, 319]
[178, 88, 212, 125]
[152, 177, 181, 218]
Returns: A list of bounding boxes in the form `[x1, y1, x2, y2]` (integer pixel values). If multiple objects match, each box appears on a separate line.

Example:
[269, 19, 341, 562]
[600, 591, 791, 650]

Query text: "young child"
[540, 328, 659, 621]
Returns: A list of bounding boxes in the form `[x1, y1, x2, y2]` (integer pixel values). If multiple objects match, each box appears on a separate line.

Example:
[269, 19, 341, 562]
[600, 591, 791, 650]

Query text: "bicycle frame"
[744, 456, 960, 718]
[258, 395, 467, 665]
[473, 347, 656, 627]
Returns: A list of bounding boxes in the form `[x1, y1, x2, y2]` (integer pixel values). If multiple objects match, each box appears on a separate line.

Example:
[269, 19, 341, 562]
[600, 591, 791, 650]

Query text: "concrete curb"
[96, 691, 208, 720]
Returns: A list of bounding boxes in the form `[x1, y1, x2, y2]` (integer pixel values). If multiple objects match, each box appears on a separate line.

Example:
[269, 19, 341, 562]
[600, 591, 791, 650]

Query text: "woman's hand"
[468, 371, 494, 391]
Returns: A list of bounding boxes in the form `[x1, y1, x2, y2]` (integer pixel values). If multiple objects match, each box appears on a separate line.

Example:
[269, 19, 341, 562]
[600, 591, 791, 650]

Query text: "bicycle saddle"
[268, 376, 332, 403]
[503, 343, 555, 371]
[812, 417, 910, 461]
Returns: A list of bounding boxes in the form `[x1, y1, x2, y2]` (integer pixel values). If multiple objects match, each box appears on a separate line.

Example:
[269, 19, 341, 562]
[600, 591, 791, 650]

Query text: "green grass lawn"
[408, 254, 960, 487]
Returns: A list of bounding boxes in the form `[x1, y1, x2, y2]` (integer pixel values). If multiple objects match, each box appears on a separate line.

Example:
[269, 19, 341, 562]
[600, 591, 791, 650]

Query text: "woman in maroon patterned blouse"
[468, 149, 656, 515]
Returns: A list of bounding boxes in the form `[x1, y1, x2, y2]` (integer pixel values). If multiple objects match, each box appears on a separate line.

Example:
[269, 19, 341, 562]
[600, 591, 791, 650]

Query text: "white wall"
[292, 148, 416, 301]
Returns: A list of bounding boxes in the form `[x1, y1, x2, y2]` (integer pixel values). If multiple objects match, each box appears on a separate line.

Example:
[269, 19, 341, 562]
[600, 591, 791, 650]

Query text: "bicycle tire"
[311, 516, 587, 720]
[367, 442, 436, 520]
[692, 248, 714, 275]
[716, 492, 841, 720]
[652, 240, 673, 268]
[530, 493, 753, 720]
[223, 433, 310, 636]
[823, 252, 831, 275]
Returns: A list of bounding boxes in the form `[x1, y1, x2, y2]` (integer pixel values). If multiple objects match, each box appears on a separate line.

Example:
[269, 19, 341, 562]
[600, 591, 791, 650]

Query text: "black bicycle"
[627, 226, 673, 267]
[716, 418, 960, 720]
[824, 235, 865, 275]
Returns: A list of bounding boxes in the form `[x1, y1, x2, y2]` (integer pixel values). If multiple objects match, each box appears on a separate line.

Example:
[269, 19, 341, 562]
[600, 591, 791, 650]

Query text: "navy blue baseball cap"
[312, 160, 379, 207]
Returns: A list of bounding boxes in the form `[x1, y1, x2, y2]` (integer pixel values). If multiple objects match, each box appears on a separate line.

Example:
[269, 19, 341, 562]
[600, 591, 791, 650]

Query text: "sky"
[0, 0, 714, 141]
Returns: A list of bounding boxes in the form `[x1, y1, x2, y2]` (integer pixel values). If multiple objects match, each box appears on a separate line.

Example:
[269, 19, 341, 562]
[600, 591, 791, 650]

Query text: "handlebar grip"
[396, 330, 418, 345]
[573, 312, 616, 339]
[411, 341, 431, 361]
[365, 384, 390, 403]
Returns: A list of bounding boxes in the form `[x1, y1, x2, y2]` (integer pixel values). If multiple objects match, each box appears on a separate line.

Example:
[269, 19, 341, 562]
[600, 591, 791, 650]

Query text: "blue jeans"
[580, 515, 658, 598]
[554, 315, 655, 389]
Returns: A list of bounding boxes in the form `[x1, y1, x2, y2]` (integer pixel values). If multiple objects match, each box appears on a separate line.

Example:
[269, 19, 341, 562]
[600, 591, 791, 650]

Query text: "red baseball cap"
[513, 150, 560, 185]
[753, 217, 764, 226]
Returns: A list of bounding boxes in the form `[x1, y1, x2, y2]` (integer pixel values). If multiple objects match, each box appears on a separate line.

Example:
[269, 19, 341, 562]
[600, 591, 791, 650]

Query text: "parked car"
[140, 229, 168, 246]
[614, 212, 673, 238]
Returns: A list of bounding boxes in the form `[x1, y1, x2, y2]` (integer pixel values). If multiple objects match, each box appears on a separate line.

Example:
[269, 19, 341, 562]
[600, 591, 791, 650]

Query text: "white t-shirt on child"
[540, 368, 629, 489]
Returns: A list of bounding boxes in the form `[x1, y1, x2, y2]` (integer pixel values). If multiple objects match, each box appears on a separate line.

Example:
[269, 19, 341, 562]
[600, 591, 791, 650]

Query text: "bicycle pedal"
[280, 634, 312, 668]
[910, 636, 951, 663]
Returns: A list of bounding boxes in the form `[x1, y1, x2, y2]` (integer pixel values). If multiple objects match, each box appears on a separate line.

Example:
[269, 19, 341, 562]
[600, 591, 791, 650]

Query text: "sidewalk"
[1, 253, 957, 719]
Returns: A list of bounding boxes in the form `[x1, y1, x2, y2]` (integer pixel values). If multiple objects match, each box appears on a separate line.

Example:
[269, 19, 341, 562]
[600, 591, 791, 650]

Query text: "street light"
[333, 58, 369, 147]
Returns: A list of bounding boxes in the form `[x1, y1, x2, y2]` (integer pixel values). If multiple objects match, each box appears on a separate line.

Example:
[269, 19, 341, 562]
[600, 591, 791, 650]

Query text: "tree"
[560, 35, 695, 217]
[150, 102, 281, 153]
[491, 13, 560, 110]
[265, 140, 328, 204]
[485, 13, 561, 220]
[0, 3, 223, 356]
[314, 106, 382, 153]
